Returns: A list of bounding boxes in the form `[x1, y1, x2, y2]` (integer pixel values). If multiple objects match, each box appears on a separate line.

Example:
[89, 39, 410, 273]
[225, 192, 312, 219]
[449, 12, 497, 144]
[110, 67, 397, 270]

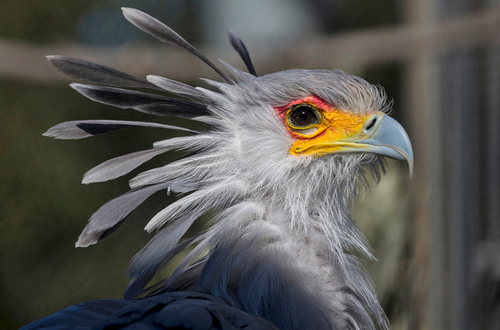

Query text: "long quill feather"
[76, 183, 170, 247]
[82, 148, 172, 184]
[228, 31, 257, 76]
[43, 119, 196, 140]
[46, 55, 160, 90]
[121, 7, 233, 85]
[70, 83, 208, 118]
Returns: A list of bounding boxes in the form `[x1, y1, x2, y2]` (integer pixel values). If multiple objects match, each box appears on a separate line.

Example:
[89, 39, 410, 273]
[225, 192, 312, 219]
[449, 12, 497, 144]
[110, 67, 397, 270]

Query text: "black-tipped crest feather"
[43, 119, 196, 140]
[46, 55, 160, 90]
[228, 31, 257, 76]
[121, 7, 234, 85]
[70, 83, 208, 118]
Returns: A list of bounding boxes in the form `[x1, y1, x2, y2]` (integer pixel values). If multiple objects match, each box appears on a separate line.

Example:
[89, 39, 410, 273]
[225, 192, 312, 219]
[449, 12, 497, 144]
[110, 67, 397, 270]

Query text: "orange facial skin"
[275, 96, 376, 157]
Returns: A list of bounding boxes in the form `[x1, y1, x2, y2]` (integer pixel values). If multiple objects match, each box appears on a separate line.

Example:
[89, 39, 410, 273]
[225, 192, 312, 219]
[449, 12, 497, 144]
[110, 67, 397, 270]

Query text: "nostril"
[365, 117, 377, 131]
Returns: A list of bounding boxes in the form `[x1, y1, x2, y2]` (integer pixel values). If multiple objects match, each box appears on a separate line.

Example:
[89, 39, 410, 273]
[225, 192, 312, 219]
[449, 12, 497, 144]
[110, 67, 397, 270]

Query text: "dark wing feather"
[43, 119, 196, 140]
[21, 293, 278, 330]
[228, 31, 257, 76]
[46, 55, 160, 90]
[70, 83, 208, 118]
[20, 299, 132, 330]
[76, 183, 170, 248]
[112, 293, 279, 329]
[121, 7, 234, 85]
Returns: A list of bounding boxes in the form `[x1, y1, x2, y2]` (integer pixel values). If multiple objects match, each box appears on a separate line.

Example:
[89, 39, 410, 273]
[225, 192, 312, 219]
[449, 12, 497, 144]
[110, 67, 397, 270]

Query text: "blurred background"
[1, 0, 499, 329]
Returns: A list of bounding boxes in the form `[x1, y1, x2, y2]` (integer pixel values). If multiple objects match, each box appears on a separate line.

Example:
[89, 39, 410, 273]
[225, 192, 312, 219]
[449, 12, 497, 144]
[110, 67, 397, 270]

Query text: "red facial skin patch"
[274, 96, 374, 156]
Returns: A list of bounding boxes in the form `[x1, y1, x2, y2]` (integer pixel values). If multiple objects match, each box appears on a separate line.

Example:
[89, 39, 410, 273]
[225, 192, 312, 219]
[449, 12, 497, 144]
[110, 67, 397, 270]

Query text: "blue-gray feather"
[21, 293, 278, 330]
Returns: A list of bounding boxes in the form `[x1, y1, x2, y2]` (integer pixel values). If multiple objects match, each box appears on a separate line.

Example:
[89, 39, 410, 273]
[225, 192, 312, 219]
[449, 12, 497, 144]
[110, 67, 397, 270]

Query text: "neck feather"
[162, 154, 388, 330]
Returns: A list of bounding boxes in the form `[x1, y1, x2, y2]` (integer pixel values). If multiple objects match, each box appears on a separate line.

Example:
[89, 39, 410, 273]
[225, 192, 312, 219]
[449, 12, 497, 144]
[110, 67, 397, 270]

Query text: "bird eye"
[287, 104, 320, 128]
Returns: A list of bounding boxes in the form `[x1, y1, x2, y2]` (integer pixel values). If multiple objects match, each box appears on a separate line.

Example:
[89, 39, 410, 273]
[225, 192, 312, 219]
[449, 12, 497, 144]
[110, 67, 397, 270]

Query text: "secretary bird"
[23, 8, 413, 330]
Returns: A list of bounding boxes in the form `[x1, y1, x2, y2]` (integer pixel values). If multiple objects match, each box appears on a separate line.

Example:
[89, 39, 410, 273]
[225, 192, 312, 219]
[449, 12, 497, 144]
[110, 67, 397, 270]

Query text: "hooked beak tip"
[362, 115, 414, 178]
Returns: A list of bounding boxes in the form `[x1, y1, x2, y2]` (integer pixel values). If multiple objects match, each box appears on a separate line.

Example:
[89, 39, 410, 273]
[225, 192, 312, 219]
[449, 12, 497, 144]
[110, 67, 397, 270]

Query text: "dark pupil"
[290, 106, 317, 127]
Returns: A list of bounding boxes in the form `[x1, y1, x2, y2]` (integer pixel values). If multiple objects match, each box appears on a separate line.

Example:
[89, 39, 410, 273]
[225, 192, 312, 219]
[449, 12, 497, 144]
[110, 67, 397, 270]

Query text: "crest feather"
[122, 7, 234, 85]
[76, 183, 170, 248]
[70, 83, 208, 118]
[228, 31, 257, 76]
[46, 55, 159, 90]
[43, 119, 195, 140]
[82, 148, 172, 184]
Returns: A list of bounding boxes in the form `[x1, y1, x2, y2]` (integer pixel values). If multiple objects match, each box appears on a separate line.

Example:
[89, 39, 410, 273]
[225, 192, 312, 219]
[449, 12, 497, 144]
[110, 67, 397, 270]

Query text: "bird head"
[211, 67, 412, 169]
[181, 68, 413, 218]
[44, 10, 413, 320]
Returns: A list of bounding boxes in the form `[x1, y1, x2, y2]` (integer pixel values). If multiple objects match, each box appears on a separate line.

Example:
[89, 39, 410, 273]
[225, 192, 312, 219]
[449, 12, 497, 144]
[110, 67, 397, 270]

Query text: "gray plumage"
[146, 75, 215, 103]
[228, 31, 257, 76]
[43, 119, 195, 140]
[25, 7, 414, 330]
[70, 83, 209, 118]
[75, 183, 171, 248]
[122, 7, 234, 85]
[46, 55, 160, 90]
[82, 147, 173, 184]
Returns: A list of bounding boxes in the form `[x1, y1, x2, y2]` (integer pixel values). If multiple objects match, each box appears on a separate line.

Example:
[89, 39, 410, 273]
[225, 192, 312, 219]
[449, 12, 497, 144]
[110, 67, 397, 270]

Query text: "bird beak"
[290, 112, 414, 177]
[341, 115, 414, 178]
